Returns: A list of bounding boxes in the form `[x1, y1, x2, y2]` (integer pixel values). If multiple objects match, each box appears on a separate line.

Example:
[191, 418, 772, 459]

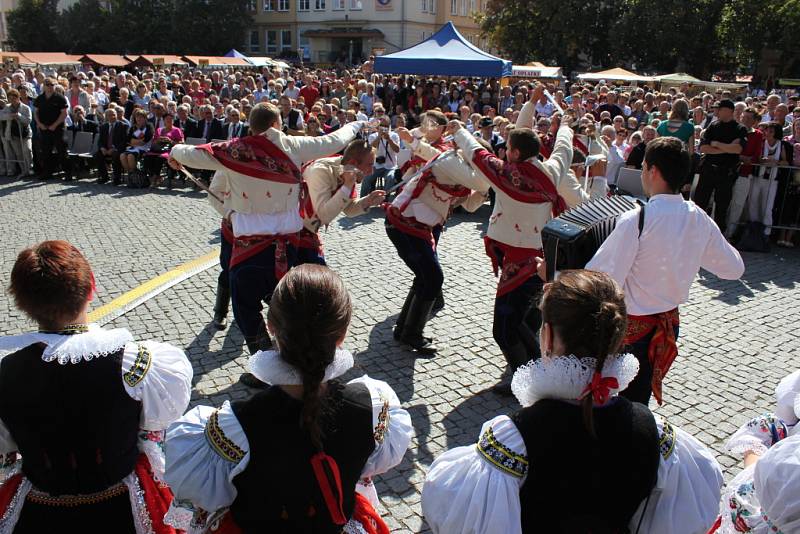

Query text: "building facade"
[245, 0, 488, 66]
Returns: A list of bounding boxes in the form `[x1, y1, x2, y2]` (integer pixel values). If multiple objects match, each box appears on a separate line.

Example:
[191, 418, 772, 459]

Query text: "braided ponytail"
[540, 270, 627, 438]
[267, 265, 352, 451]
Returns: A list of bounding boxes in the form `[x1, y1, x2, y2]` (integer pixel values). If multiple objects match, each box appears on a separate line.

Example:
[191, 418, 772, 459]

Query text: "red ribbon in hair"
[579, 371, 619, 405]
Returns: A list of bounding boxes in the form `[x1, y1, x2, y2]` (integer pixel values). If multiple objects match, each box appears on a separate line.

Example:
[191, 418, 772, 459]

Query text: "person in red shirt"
[726, 107, 764, 238]
[299, 75, 320, 108]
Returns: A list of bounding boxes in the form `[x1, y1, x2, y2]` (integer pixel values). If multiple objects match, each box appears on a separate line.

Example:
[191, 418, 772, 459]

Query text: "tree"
[6, 0, 62, 51]
[173, 0, 253, 55]
[57, 0, 113, 53]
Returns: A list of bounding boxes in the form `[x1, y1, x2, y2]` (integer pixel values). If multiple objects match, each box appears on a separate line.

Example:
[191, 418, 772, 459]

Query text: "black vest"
[513, 397, 660, 534]
[231, 380, 375, 534]
[0, 343, 142, 495]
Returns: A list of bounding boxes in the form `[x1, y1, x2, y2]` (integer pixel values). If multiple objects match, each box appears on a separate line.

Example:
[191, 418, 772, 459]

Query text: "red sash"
[484, 236, 543, 297]
[294, 227, 324, 254]
[197, 135, 302, 184]
[539, 133, 554, 159]
[399, 138, 452, 175]
[624, 308, 680, 405]
[573, 135, 589, 154]
[384, 204, 436, 249]
[221, 217, 234, 244]
[230, 234, 292, 280]
[470, 150, 567, 215]
[397, 168, 470, 214]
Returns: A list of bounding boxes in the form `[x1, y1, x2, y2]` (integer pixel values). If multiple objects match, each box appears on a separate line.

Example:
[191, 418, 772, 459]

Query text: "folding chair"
[68, 131, 96, 179]
[616, 167, 646, 201]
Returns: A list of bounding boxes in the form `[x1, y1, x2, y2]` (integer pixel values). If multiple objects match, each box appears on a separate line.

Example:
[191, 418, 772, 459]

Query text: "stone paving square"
[1, 177, 798, 533]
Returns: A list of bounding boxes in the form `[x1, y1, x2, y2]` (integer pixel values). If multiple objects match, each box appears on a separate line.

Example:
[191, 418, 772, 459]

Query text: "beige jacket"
[170, 123, 361, 216]
[302, 156, 372, 232]
[454, 124, 575, 249]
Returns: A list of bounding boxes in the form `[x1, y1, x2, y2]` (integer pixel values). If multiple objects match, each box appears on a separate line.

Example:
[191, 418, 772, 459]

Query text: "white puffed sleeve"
[165, 402, 250, 515]
[422, 415, 527, 534]
[628, 419, 724, 534]
[775, 370, 800, 431]
[724, 413, 789, 457]
[121, 341, 193, 430]
[0, 418, 20, 483]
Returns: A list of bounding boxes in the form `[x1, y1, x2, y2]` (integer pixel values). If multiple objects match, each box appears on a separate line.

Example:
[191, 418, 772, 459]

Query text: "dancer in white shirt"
[584, 137, 745, 405]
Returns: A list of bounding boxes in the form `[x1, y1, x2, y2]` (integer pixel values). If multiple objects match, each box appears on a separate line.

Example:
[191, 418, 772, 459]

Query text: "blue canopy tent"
[374, 22, 511, 77]
[224, 49, 250, 60]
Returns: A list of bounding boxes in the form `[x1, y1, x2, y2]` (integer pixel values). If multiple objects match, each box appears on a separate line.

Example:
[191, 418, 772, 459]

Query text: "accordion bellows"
[542, 196, 641, 280]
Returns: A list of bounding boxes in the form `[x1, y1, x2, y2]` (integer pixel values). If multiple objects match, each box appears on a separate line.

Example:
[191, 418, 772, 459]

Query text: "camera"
[376, 156, 386, 164]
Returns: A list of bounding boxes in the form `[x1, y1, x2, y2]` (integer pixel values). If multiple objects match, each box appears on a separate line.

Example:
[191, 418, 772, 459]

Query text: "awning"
[577, 68, 654, 83]
[126, 55, 188, 68]
[512, 65, 562, 79]
[13, 52, 82, 67]
[779, 78, 800, 87]
[303, 29, 384, 39]
[246, 56, 276, 67]
[181, 56, 251, 67]
[653, 73, 702, 84]
[79, 54, 131, 67]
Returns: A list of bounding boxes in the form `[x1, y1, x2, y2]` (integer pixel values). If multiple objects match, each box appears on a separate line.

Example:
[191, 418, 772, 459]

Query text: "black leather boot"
[212, 279, 231, 330]
[492, 342, 531, 396]
[399, 296, 438, 355]
[393, 287, 416, 341]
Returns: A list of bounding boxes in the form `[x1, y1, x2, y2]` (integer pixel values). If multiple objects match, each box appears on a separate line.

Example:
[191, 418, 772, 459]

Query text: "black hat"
[718, 99, 735, 110]
[479, 117, 493, 128]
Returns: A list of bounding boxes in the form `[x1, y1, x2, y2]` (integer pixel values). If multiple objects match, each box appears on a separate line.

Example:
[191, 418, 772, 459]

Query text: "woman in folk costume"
[422, 270, 723, 534]
[384, 127, 489, 355]
[169, 103, 364, 387]
[164, 265, 413, 534]
[0, 240, 193, 533]
[708, 370, 800, 533]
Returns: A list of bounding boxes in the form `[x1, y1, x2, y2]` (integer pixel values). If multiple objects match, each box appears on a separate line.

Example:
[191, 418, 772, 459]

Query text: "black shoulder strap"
[637, 202, 646, 238]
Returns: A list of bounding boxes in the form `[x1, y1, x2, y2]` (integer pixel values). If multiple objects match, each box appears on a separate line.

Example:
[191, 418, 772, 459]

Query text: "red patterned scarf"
[624, 308, 680, 405]
[484, 236, 543, 297]
[197, 135, 302, 184]
[399, 137, 453, 175]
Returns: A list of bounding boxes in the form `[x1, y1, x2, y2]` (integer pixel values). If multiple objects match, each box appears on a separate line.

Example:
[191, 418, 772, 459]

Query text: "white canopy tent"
[577, 68, 654, 83]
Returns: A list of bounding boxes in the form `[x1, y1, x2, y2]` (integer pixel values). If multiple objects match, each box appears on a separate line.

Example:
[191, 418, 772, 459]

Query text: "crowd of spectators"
[0, 63, 797, 242]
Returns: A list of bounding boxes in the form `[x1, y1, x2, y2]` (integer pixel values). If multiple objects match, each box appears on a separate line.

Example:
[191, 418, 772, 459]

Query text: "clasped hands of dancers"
[5, 84, 794, 534]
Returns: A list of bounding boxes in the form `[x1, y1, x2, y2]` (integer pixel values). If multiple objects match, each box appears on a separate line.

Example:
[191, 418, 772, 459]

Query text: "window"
[314, 0, 325, 8]
[450, 0, 456, 13]
[298, 0, 309, 9]
[350, 0, 362, 9]
[278, 0, 289, 10]
[420, 0, 426, 11]
[247, 0, 256, 10]
[469, 0, 475, 12]
[267, 30, 278, 54]
[250, 30, 260, 52]
[281, 30, 292, 52]
[264, 0, 274, 10]
[460, 0, 467, 15]
[431, 0, 435, 13]
[333, 0, 344, 8]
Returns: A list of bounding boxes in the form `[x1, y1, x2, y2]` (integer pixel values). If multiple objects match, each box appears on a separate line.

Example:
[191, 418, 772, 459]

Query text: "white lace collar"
[249, 348, 354, 385]
[0, 324, 133, 365]
[511, 353, 639, 408]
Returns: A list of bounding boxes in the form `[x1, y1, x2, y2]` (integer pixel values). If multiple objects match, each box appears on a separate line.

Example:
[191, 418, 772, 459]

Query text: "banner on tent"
[376, 0, 393, 10]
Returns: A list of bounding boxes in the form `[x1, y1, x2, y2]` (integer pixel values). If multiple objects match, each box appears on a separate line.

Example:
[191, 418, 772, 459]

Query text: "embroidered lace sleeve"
[165, 402, 250, 517]
[725, 412, 789, 457]
[347, 376, 413, 479]
[628, 417, 724, 534]
[422, 415, 526, 534]
[121, 341, 193, 430]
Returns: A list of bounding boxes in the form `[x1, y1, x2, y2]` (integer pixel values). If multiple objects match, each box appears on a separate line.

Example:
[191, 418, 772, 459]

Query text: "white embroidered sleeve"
[422, 415, 526, 534]
[629, 419, 723, 534]
[775, 369, 800, 429]
[347, 376, 413, 480]
[165, 402, 250, 514]
[724, 413, 789, 457]
[121, 341, 193, 430]
[0, 417, 20, 483]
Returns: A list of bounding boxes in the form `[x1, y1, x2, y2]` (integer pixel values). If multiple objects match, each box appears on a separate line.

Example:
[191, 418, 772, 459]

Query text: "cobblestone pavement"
[1, 176, 799, 533]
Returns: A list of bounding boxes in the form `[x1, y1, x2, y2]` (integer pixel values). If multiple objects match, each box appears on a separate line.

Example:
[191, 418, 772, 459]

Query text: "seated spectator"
[145, 112, 183, 188]
[422, 270, 723, 534]
[305, 114, 322, 137]
[94, 107, 127, 185]
[173, 104, 197, 136]
[223, 108, 247, 139]
[164, 265, 413, 533]
[626, 125, 657, 169]
[196, 104, 224, 142]
[0, 240, 192, 532]
[120, 109, 153, 176]
[0, 88, 33, 178]
[279, 95, 304, 136]
[117, 87, 134, 121]
[131, 82, 151, 108]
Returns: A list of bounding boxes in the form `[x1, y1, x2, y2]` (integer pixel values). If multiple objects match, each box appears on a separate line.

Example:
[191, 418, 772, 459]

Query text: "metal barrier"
[0, 130, 33, 176]
[737, 162, 800, 232]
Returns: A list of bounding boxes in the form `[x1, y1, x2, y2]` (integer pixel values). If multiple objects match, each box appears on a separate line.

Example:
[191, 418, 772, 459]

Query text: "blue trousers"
[295, 245, 327, 266]
[490, 247, 543, 358]
[385, 222, 443, 301]
[218, 234, 232, 287]
[361, 167, 396, 196]
[230, 243, 299, 347]
[621, 324, 680, 405]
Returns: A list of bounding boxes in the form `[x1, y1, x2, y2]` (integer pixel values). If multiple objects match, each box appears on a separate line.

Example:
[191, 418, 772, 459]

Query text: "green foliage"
[8, 0, 254, 55]
[7, 0, 62, 51]
[479, 0, 799, 76]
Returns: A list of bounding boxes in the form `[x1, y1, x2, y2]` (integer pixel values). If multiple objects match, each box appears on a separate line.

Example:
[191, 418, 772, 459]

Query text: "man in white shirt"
[582, 137, 745, 405]
[283, 78, 300, 100]
[362, 116, 400, 196]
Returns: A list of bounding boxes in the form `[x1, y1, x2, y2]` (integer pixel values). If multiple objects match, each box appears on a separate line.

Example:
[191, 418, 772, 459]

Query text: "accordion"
[541, 195, 642, 281]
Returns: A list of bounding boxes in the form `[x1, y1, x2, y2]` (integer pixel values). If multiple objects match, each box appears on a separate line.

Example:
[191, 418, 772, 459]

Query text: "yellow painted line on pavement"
[88, 249, 220, 326]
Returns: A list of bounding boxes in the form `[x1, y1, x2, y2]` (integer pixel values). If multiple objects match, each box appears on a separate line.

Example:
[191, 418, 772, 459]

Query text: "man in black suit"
[196, 104, 224, 142]
[174, 104, 198, 138]
[94, 107, 127, 184]
[66, 105, 99, 144]
[223, 109, 247, 140]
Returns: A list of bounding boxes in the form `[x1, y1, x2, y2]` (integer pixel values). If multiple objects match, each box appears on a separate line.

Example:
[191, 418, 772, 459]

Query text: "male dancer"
[297, 139, 386, 265]
[170, 103, 363, 386]
[385, 135, 489, 355]
[584, 137, 744, 405]
[449, 83, 583, 395]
